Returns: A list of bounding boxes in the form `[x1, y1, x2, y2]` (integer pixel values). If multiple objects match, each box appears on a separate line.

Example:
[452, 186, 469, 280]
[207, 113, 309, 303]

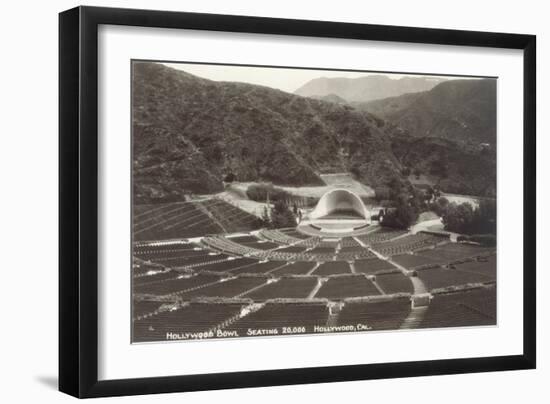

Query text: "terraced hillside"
[133, 198, 260, 241]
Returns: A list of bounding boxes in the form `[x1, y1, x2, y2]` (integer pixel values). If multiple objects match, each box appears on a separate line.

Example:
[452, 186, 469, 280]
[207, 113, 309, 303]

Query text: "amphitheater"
[132, 190, 496, 342]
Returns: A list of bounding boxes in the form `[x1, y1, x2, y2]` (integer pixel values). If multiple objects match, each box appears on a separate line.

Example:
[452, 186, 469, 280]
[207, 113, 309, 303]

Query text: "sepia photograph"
[131, 61, 497, 343]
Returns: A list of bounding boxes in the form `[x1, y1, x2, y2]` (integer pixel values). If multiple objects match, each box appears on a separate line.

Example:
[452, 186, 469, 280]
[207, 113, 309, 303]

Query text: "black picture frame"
[59, 5, 536, 398]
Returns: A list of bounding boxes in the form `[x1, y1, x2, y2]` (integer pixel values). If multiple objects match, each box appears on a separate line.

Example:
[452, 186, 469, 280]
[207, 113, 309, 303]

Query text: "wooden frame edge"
[59, 6, 81, 397]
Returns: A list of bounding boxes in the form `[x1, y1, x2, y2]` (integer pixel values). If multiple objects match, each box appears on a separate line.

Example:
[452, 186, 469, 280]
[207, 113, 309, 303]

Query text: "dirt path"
[214, 188, 270, 218]
[440, 192, 481, 207]
[410, 218, 460, 241]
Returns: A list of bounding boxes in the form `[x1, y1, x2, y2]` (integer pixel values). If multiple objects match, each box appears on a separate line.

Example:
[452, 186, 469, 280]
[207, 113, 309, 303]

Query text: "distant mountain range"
[133, 63, 496, 204]
[294, 75, 446, 103]
[310, 94, 348, 104]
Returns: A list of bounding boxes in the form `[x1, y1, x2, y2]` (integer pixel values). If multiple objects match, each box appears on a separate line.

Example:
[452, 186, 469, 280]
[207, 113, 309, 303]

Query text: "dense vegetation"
[133, 62, 400, 203]
[133, 126, 224, 203]
[133, 63, 497, 204]
[390, 135, 496, 197]
[377, 178, 427, 229]
[357, 79, 497, 146]
[261, 201, 297, 229]
[361, 79, 497, 197]
[432, 198, 497, 236]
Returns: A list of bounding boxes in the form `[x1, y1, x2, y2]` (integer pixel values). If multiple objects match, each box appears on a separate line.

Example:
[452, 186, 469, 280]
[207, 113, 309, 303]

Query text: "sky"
[163, 62, 452, 94]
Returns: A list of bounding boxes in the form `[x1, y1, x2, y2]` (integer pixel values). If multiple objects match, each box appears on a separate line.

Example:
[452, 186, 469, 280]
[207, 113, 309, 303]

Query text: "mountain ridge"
[357, 78, 497, 146]
[295, 75, 446, 103]
[132, 63, 496, 204]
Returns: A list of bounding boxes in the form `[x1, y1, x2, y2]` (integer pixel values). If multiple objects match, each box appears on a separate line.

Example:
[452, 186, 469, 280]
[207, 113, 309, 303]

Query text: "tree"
[440, 200, 496, 235]
[377, 176, 425, 229]
[350, 163, 361, 179]
[224, 172, 236, 183]
[430, 153, 449, 178]
[381, 197, 418, 229]
[388, 177, 404, 200]
[442, 202, 475, 233]
[475, 199, 497, 234]
[425, 186, 435, 203]
[431, 196, 449, 216]
[374, 186, 391, 202]
[408, 187, 427, 212]
[261, 205, 271, 226]
[269, 200, 296, 228]
[433, 185, 442, 199]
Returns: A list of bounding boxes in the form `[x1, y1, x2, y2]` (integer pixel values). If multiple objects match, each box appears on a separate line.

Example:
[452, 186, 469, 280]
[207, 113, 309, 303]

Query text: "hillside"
[358, 79, 497, 147]
[295, 75, 445, 103]
[133, 62, 402, 204]
[390, 135, 496, 197]
[309, 94, 348, 104]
